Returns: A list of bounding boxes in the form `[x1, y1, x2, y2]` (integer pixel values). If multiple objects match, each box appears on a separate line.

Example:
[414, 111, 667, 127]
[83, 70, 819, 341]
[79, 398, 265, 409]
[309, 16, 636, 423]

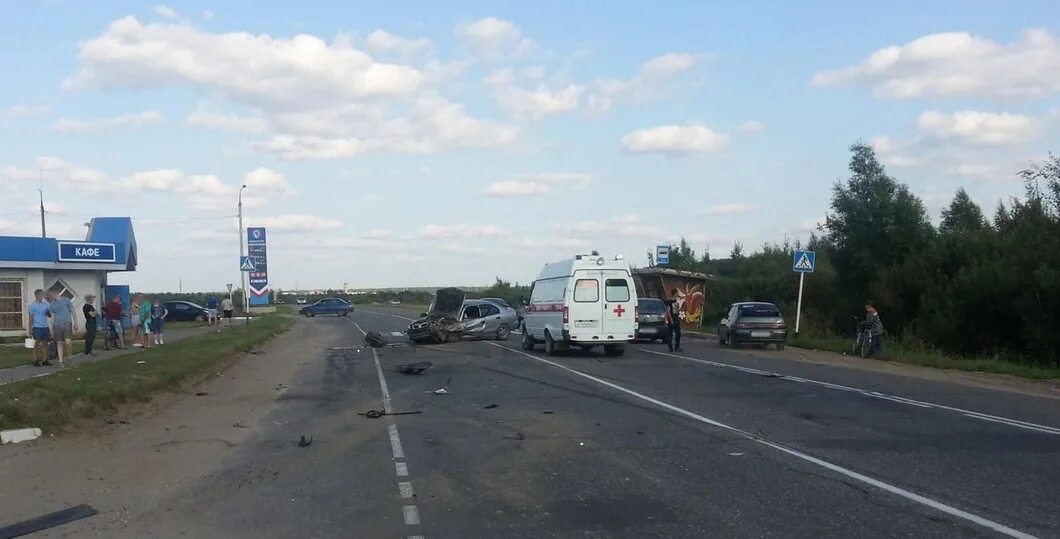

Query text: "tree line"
[662, 142, 1060, 368]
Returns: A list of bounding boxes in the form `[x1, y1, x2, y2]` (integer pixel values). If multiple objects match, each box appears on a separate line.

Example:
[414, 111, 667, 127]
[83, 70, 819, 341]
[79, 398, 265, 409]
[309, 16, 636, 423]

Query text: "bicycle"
[852, 318, 873, 358]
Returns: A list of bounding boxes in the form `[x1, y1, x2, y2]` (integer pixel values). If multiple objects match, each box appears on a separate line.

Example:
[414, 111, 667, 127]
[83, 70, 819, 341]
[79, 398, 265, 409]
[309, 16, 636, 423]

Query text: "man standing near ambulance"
[667, 289, 683, 353]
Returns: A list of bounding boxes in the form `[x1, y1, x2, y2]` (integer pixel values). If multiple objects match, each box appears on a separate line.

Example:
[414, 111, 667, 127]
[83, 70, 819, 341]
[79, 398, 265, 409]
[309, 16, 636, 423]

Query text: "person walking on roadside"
[139, 295, 154, 349]
[667, 289, 684, 353]
[104, 294, 125, 349]
[864, 301, 885, 356]
[221, 296, 234, 326]
[47, 288, 77, 365]
[82, 294, 98, 356]
[206, 295, 219, 327]
[28, 289, 52, 366]
[150, 299, 168, 345]
[130, 295, 143, 347]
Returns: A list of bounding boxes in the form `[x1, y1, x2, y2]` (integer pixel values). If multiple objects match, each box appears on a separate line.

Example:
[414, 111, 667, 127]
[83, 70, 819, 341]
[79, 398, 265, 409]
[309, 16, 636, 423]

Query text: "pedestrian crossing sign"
[792, 250, 815, 273]
[240, 256, 256, 271]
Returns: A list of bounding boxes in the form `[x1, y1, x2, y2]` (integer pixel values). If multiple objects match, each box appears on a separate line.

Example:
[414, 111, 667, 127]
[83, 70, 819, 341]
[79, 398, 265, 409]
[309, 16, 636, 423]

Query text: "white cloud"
[621, 124, 729, 156]
[482, 172, 592, 197]
[566, 214, 663, 238]
[365, 29, 432, 55]
[361, 228, 392, 239]
[252, 214, 343, 232]
[641, 53, 696, 77]
[870, 135, 920, 167]
[812, 29, 1060, 99]
[916, 110, 1037, 146]
[35, 157, 116, 194]
[201, 9, 214, 20]
[489, 77, 585, 119]
[51, 110, 164, 132]
[185, 111, 267, 133]
[5, 104, 50, 117]
[737, 120, 765, 133]
[702, 203, 756, 216]
[244, 167, 294, 195]
[455, 17, 522, 48]
[153, 4, 179, 20]
[588, 52, 701, 112]
[419, 224, 507, 238]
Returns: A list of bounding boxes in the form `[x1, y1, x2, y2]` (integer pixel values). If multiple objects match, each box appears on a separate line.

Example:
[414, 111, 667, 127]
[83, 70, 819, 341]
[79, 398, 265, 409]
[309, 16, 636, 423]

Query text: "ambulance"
[521, 253, 639, 356]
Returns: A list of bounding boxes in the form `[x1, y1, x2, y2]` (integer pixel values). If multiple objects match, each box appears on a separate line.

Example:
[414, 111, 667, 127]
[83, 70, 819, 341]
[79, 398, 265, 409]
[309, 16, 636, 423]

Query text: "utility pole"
[39, 168, 46, 238]
[238, 184, 249, 327]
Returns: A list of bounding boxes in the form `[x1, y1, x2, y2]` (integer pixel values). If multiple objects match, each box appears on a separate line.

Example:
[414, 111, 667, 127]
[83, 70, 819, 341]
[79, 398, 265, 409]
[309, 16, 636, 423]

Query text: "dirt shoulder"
[0, 317, 335, 537]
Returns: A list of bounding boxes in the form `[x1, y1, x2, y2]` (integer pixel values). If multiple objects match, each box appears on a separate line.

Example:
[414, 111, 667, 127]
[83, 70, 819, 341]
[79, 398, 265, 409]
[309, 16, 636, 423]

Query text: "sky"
[0, 1, 1057, 292]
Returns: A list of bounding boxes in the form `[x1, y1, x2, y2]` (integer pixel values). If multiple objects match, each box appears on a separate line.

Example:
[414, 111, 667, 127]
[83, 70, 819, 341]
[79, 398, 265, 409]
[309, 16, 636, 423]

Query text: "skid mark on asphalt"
[488, 342, 1038, 539]
[639, 348, 1060, 436]
[352, 320, 424, 538]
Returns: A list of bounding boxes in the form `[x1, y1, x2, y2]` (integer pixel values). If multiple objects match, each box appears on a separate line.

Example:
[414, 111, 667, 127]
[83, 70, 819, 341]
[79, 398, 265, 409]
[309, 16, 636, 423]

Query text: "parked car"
[717, 302, 787, 349]
[163, 300, 210, 322]
[408, 289, 518, 343]
[635, 297, 671, 342]
[299, 297, 353, 317]
[296, 297, 307, 304]
[388, 299, 401, 305]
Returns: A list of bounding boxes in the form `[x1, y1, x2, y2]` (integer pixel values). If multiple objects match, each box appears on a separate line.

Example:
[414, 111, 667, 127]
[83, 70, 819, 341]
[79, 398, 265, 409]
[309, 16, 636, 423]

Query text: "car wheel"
[727, 334, 737, 348]
[604, 344, 625, 357]
[309, 312, 316, 318]
[521, 330, 535, 351]
[717, 332, 724, 346]
[544, 331, 557, 356]
[776, 342, 786, 351]
[196, 314, 206, 322]
[496, 323, 511, 341]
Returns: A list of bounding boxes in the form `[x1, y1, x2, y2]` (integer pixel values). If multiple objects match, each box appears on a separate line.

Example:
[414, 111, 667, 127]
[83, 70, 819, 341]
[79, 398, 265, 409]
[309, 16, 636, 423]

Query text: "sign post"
[656, 244, 670, 266]
[791, 250, 816, 335]
[246, 227, 269, 327]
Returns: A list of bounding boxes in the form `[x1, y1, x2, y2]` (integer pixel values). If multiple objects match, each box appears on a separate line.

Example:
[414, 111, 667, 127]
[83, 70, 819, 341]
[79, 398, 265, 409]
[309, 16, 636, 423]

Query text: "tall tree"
[825, 141, 935, 316]
[940, 188, 987, 235]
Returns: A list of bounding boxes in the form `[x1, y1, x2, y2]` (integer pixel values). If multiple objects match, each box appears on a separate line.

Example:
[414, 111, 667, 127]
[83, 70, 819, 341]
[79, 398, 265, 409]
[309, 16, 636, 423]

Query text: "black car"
[163, 300, 210, 322]
[636, 298, 672, 342]
[717, 302, 787, 349]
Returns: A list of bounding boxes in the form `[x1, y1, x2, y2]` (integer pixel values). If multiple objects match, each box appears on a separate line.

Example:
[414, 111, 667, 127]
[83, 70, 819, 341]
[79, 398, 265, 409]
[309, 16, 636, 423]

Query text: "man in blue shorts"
[27, 289, 52, 366]
[206, 295, 219, 327]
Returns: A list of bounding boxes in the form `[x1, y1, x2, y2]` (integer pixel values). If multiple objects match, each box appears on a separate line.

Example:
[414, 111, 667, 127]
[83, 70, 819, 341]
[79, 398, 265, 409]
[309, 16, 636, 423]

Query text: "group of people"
[28, 291, 169, 366]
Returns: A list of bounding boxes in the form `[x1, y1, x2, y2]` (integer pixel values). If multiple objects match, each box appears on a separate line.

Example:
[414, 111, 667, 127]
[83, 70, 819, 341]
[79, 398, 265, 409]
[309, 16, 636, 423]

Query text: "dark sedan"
[163, 301, 210, 322]
[300, 297, 353, 317]
[718, 302, 787, 350]
[636, 298, 672, 342]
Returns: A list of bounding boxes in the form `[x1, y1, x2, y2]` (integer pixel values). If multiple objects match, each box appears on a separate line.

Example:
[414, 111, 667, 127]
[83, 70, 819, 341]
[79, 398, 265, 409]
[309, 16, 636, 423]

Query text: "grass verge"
[0, 314, 292, 431]
[0, 342, 86, 370]
[790, 335, 1060, 380]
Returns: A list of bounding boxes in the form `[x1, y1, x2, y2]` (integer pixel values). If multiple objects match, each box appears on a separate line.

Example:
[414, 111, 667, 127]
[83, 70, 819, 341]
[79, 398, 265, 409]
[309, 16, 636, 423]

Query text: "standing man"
[221, 295, 234, 326]
[130, 295, 143, 347]
[667, 289, 683, 353]
[104, 294, 125, 349]
[82, 294, 98, 356]
[865, 301, 885, 356]
[47, 288, 77, 365]
[28, 289, 52, 366]
[206, 295, 219, 327]
[150, 298, 168, 345]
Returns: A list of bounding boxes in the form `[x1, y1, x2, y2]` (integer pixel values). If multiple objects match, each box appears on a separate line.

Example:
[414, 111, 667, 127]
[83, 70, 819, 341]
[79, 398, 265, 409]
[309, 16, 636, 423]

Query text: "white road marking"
[388, 423, 405, 460]
[398, 481, 415, 498]
[403, 505, 421, 525]
[395, 462, 409, 477]
[354, 321, 394, 415]
[641, 348, 1060, 436]
[488, 342, 1038, 539]
[358, 309, 416, 322]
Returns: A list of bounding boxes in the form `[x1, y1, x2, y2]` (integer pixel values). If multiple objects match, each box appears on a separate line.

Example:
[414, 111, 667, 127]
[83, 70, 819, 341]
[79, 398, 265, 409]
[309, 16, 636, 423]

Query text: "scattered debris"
[757, 372, 781, 378]
[503, 432, 526, 441]
[636, 430, 644, 435]
[358, 410, 423, 419]
[195, 391, 209, 396]
[136, 360, 146, 364]
[298, 435, 313, 448]
[1, 427, 42, 444]
[364, 332, 387, 348]
[0, 504, 99, 538]
[395, 361, 433, 375]
[728, 452, 745, 456]
[432, 388, 450, 395]
[272, 420, 289, 426]
[543, 410, 554, 415]
[483, 403, 499, 409]
[232, 422, 249, 429]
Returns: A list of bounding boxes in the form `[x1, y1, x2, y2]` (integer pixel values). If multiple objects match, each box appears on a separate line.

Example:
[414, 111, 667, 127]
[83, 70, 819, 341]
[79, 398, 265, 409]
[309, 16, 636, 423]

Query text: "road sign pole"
[795, 271, 805, 335]
[238, 185, 248, 327]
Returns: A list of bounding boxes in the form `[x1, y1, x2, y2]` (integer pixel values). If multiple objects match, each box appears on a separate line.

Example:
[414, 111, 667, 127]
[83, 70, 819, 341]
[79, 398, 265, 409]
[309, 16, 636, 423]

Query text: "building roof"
[632, 267, 711, 280]
[0, 216, 136, 271]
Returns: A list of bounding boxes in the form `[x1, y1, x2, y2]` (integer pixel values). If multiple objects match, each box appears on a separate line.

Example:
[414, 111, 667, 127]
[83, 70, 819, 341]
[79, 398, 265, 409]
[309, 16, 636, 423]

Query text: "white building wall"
[0, 269, 44, 337]
[0, 268, 107, 336]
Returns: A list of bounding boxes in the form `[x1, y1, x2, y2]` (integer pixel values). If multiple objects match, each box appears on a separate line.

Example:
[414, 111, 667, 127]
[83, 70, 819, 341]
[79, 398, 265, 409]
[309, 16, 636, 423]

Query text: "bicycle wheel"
[860, 335, 871, 358]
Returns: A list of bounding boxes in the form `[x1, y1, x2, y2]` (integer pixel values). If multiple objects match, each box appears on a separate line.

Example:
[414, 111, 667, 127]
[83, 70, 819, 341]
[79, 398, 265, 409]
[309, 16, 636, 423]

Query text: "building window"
[0, 280, 24, 330]
[47, 279, 76, 300]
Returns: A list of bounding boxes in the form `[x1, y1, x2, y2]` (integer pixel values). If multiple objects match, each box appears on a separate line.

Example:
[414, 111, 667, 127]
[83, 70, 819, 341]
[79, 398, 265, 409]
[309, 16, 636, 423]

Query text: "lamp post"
[238, 184, 248, 326]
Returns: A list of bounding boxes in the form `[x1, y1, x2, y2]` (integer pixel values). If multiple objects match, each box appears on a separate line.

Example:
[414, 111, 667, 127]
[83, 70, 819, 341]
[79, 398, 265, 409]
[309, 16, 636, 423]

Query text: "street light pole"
[238, 184, 248, 327]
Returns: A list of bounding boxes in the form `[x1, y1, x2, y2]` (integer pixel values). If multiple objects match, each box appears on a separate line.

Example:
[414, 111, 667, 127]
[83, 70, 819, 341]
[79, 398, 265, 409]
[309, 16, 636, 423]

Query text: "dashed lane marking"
[488, 342, 1038, 539]
[639, 348, 1060, 436]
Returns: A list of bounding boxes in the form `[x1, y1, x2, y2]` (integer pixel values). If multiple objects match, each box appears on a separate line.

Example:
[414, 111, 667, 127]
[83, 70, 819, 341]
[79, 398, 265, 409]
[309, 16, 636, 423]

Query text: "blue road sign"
[792, 250, 816, 273]
[240, 256, 256, 271]
[247, 227, 269, 305]
[657, 244, 670, 265]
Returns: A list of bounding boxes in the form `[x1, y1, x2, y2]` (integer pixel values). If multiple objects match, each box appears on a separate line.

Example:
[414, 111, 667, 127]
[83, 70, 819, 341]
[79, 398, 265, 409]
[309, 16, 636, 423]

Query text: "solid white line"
[641, 348, 1059, 436]
[388, 423, 405, 460]
[402, 505, 421, 525]
[488, 342, 1037, 539]
[395, 462, 409, 477]
[398, 481, 415, 499]
[359, 309, 416, 321]
[353, 321, 394, 415]
[408, 536, 425, 539]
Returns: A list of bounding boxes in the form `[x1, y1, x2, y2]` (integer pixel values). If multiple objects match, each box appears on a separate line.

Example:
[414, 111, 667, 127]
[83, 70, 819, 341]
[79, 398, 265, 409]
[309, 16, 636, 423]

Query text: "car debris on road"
[395, 361, 432, 375]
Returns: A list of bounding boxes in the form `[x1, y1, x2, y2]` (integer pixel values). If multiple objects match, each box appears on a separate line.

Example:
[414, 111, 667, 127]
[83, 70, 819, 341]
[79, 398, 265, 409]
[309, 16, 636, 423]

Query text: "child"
[139, 296, 153, 349]
[151, 299, 168, 345]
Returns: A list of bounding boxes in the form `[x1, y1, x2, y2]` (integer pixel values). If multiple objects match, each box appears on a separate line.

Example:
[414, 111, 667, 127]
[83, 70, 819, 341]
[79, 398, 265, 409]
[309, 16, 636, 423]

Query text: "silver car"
[457, 299, 519, 340]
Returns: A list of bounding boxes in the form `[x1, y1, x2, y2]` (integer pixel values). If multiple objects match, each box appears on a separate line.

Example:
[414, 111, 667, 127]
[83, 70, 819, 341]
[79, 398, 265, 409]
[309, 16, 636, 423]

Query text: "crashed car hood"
[429, 288, 466, 317]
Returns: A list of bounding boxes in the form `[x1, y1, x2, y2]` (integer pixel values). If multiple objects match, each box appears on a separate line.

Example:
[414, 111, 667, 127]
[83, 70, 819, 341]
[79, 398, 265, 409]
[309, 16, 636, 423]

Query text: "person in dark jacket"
[667, 289, 683, 352]
[82, 294, 98, 356]
[865, 301, 884, 356]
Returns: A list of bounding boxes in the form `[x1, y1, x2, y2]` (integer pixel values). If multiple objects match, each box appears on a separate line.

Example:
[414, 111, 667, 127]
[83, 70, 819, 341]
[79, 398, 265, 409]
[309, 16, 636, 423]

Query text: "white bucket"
[24, 338, 35, 349]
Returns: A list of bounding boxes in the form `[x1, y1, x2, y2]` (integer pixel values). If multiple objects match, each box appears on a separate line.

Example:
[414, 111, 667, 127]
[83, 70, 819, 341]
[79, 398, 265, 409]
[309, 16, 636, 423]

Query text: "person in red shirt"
[103, 294, 126, 350]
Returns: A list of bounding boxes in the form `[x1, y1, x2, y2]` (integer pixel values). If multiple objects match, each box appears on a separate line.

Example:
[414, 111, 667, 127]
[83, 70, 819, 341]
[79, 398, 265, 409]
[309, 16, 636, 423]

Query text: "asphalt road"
[117, 309, 1060, 538]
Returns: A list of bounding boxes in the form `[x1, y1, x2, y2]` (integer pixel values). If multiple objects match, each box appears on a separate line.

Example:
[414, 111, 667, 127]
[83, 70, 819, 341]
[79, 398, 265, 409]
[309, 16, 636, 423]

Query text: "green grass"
[0, 342, 86, 370]
[0, 314, 293, 431]
[790, 335, 1060, 380]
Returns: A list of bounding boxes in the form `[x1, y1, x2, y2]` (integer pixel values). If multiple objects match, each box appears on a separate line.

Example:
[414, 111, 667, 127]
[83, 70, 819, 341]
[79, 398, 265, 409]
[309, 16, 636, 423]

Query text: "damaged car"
[407, 288, 517, 343]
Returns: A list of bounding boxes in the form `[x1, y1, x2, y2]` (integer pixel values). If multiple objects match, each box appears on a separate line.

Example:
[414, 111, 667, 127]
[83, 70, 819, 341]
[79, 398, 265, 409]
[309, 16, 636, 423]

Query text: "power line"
[0, 212, 38, 234]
